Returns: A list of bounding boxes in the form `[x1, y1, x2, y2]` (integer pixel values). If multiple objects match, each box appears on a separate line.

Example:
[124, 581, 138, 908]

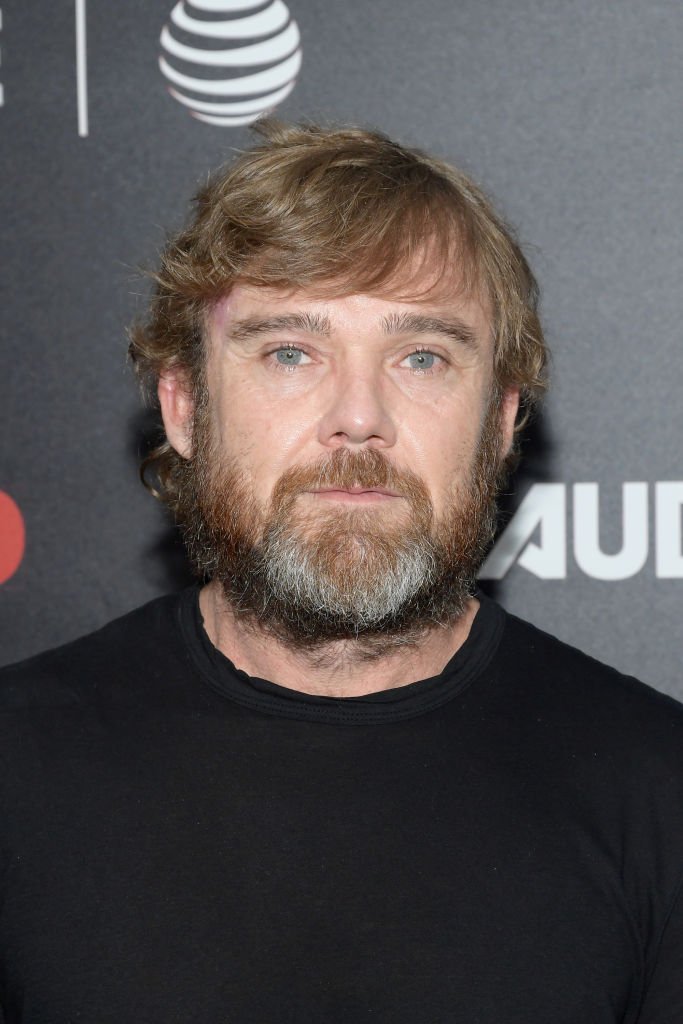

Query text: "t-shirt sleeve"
[637, 874, 683, 1022]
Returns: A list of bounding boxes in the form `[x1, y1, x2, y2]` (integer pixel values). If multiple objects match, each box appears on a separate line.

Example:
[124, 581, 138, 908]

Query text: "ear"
[499, 386, 521, 458]
[158, 369, 195, 460]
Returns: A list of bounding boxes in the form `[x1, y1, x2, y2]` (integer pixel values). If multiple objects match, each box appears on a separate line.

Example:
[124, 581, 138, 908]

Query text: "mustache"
[270, 448, 431, 506]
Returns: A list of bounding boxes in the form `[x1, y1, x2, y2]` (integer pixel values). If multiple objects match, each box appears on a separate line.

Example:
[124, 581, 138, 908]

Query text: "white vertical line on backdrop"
[75, 0, 88, 136]
[0, 8, 4, 107]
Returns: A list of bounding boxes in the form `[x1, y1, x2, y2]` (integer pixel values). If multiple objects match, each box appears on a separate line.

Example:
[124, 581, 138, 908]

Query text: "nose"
[317, 364, 397, 449]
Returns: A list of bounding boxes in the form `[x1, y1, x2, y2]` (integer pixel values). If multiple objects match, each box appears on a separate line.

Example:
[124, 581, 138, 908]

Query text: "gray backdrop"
[1, 0, 681, 695]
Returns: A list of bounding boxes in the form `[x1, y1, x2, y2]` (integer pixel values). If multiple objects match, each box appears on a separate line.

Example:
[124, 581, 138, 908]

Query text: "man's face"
[160, 278, 519, 652]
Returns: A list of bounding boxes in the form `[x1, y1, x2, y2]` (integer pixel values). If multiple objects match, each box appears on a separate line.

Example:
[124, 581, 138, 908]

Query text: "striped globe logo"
[159, 0, 301, 127]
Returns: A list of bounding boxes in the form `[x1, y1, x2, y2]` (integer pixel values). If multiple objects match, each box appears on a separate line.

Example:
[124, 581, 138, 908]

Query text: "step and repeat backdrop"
[1, 0, 681, 694]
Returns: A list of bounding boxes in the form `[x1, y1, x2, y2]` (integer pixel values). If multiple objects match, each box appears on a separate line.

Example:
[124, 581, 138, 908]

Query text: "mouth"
[307, 487, 403, 504]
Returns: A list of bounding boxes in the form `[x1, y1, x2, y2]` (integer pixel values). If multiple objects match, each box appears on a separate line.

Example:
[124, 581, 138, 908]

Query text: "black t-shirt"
[1, 589, 682, 1023]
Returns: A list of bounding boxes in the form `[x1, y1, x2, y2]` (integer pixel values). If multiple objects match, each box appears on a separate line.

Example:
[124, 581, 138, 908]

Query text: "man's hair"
[130, 120, 547, 502]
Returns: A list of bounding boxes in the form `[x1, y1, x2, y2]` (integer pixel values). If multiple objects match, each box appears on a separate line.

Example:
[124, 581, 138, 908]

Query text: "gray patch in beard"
[261, 517, 440, 629]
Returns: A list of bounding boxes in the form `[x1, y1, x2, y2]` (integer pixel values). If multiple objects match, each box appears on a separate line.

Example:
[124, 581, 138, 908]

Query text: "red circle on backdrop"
[0, 492, 26, 584]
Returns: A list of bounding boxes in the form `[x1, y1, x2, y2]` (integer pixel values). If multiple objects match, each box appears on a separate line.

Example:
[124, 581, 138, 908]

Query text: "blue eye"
[406, 350, 437, 370]
[275, 347, 304, 366]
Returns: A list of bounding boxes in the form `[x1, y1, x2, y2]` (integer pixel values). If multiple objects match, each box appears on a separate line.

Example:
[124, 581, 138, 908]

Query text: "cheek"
[209, 382, 314, 498]
[402, 399, 482, 477]
[212, 354, 332, 451]
[403, 406, 489, 519]
[227, 403, 310, 455]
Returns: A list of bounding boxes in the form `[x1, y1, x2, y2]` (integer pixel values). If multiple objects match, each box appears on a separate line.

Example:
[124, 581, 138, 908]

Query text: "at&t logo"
[159, 0, 301, 126]
[480, 482, 683, 580]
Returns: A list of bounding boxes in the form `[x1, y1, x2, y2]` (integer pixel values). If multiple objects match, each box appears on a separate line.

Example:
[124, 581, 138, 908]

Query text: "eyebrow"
[381, 312, 478, 347]
[226, 309, 478, 347]
[228, 312, 332, 343]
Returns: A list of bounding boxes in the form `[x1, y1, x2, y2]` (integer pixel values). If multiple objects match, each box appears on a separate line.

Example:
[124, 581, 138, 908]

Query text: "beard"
[173, 394, 507, 658]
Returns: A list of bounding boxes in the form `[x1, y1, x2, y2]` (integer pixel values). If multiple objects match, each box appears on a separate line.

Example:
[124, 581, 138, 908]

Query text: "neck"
[198, 580, 479, 698]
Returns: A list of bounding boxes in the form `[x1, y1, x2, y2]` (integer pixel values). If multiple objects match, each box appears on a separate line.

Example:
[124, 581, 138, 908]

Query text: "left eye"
[274, 347, 310, 366]
[403, 350, 439, 371]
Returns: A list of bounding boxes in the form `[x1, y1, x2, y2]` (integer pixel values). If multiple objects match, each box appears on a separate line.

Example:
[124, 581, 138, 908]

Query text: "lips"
[305, 487, 404, 505]
[311, 487, 402, 497]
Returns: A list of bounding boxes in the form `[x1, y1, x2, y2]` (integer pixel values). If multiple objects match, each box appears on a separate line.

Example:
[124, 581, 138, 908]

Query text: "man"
[1, 122, 681, 1023]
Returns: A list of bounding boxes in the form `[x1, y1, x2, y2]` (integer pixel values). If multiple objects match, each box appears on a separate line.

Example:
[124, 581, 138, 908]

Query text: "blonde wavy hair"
[129, 120, 547, 504]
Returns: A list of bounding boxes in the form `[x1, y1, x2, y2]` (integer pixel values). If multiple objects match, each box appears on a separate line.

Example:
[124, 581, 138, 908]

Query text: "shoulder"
[494, 603, 683, 762]
[0, 591, 188, 711]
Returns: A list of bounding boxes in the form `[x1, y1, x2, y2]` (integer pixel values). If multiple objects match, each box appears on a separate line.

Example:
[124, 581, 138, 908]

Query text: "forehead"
[209, 269, 493, 347]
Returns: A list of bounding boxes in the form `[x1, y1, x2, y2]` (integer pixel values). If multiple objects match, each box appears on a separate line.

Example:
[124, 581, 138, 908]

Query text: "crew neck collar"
[179, 586, 505, 725]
